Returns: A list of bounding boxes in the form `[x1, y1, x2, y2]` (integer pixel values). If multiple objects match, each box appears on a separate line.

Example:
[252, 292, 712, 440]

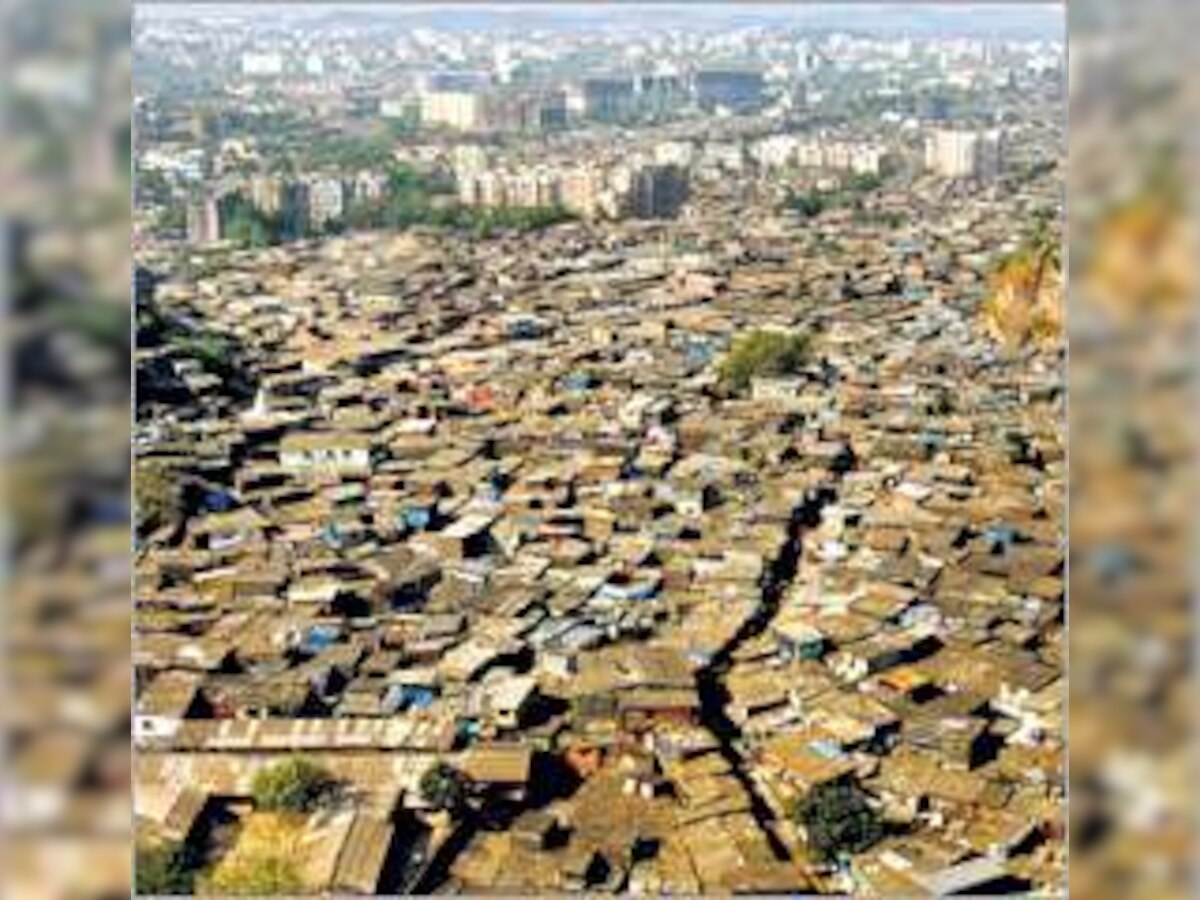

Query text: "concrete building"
[280, 181, 312, 238]
[487, 90, 568, 134]
[249, 174, 284, 216]
[279, 432, 373, 476]
[571, 76, 637, 122]
[423, 87, 566, 134]
[788, 138, 889, 175]
[924, 127, 1004, 180]
[637, 73, 688, 118]
[421, 90, 486, 131]
[628, 164, 689, 219]
[694, 69, 766, 112]
[186, 192, 221, 244]
[307, 177, 345, 227]
[476, 170, 507, 208]
[241, 52, 284, 77]
[560, 166, 605, 219]
[452, 144, 489, 179]
[352, 170, 387, 204]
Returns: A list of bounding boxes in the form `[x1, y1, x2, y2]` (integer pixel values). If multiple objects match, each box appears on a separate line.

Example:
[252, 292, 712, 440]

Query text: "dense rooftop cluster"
[130, 6, 1066, 895]
[134, 184, 1064, 892]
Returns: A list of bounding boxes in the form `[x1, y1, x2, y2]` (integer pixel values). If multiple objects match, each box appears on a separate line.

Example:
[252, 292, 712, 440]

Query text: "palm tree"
[1024, 209, 1061, 300]
[982, 209, 1063, 348]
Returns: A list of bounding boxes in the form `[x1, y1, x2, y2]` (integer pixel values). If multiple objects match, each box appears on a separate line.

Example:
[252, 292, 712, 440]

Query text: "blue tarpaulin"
[203, 490, 235, 512]
[984, 524, 1018, 550]
[301, 624, 340, 654]
[563, 372, 592, 392]
[403, 506, 433, 531]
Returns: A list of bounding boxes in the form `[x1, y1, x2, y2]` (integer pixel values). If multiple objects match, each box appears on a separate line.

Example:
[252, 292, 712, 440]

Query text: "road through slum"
[695, 486, 832, 862]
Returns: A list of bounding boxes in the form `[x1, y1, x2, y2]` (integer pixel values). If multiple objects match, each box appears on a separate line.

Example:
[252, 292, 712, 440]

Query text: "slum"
[133, 195, 1063, 893]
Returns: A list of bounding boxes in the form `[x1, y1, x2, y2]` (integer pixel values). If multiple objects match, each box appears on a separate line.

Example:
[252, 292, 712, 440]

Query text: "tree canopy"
[718, 329, 811, 393]
[786, 171, 884, 220]
[135, 462, 186, 538]
[205, 854, 304, 896]
[792, 780, 884, 863]
[135, 840, 196, 896]
[251, 757, 336, 813]
[217, 166, 571, 248]
[982, 208, 1063, 347]
[419, 761, 470, 814]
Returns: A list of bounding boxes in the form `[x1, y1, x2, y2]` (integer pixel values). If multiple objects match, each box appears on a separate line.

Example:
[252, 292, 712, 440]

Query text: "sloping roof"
[460, 744, 533, 785]
[137, 670, 203, 717]
[280, 431, 373, 453]
[161, 788, 210, 842]
[618, 687, 700, 713]
[914, 856, 1008, 895]
[332, 814, 394, 894]
[192, 506, 271, 534]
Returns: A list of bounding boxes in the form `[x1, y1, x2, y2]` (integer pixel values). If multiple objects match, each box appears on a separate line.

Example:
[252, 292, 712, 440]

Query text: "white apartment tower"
[925, 128, 1004, 180]
[421, 90, 485, 131]
[306, 177, 345, 226]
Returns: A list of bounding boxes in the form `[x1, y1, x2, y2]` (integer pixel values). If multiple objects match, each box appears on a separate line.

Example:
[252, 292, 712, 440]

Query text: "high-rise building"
[422, 87, 565, 134]
[533, 91, 569, 131]
[280, 181, 311, 239]
[924, 128, 1004, 180]
[307, 177, 345, 226]
[637, 73, 688, 118]
[572, 76, 637, 123]
[628, 164, 689, 219]
[457, 172, 481, 207]
[694, 69, 766, 112]
[476, 171, 507, 208]
[421, 90, 485, 131]
[249, 174, 284, 216]
[352, 171, 387, 204]
[976, 129, 1004, 180]
[560, 166, 604, 219]
[486, 89, 568, 134]
[186, 192, 221, 244]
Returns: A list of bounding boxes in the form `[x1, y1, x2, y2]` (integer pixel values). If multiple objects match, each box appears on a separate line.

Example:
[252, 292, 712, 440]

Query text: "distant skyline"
[137, 3, 1064, 41]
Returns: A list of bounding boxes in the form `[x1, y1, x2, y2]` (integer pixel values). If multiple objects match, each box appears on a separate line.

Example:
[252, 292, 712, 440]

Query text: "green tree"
[205, 854, 303, 896]
[419, 761, 470, 814]
[787, 190, 827, 219]
[792, 780, 883, 863]
[386, 113, 420, 138]
[301, 133, 394, 171]
[155, 203, 187, 234]
[135, 463, 185, 537]
[718, 329, 811, 393]
[251, 758, 335, 813]
[135, 840, 195, 895]
[846, 171, 883, 193]
[138, 168, 176, 207]
[217, 191, 290, 247]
